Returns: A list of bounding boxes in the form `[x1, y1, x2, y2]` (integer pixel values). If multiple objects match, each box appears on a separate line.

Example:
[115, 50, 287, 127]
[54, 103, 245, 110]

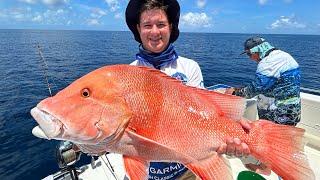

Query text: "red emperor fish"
[31, 65, 315, 180]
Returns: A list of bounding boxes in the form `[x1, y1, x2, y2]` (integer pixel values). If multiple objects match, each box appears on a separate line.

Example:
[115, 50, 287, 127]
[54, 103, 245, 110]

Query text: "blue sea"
[0, 29, 319, 180]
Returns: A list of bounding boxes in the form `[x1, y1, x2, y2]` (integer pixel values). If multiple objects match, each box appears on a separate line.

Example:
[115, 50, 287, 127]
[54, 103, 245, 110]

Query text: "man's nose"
[150, 24, 160, 34]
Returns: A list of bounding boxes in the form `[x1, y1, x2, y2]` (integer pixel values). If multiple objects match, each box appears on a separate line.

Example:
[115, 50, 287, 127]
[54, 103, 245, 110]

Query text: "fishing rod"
[36, 44, 52, 97]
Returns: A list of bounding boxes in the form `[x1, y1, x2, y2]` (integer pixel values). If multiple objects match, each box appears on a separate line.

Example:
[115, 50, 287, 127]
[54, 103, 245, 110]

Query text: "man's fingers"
[217, 143, 227, 154]
[223, 137, 251, 157]
[234, 138, 241, 145]
[226, 138, 235, 156]
[241, 143, 250, 156]
[233, 138, 243, 157]
[240, 119, 252, 131]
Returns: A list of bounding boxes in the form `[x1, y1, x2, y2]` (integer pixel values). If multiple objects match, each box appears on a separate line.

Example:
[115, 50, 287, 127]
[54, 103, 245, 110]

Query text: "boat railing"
[301, 87, 320, 96]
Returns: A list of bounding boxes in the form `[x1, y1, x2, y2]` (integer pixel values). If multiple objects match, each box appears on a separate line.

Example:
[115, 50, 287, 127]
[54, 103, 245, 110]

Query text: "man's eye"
[158, 24, 166, 28]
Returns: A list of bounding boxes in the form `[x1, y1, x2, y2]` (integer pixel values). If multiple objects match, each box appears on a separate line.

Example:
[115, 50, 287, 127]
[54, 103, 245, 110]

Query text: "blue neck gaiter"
[136, 43, 179, 69]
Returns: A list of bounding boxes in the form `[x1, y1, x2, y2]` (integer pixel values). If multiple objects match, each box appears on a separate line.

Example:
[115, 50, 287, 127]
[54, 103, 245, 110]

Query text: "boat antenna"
[36, 44, 52, 97]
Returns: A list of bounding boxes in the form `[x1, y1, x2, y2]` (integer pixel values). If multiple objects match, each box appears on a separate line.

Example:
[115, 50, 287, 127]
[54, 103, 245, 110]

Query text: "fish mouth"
[31, 107, 104, 143]
[31, 107, 63, 139]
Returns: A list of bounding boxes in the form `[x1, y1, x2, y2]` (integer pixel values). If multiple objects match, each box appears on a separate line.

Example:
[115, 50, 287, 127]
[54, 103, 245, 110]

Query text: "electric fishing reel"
[56, 141, 82, 168]
[52, 141, 82, 180]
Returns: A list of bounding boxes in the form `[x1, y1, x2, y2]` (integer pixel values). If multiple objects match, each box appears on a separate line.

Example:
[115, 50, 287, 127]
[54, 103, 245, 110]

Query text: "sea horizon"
[1, 28, 320, 36]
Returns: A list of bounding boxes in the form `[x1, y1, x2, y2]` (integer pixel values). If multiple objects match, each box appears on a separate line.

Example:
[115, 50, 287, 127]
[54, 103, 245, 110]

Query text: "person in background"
[125, 0, 252, 179]
[227, 36, 301, 126]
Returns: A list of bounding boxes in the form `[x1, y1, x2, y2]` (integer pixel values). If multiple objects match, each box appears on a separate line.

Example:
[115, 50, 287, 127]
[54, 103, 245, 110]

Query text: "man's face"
[249, 53, 260, 62]
[137, 9, 172, 53]
[246, 50, 260, 62]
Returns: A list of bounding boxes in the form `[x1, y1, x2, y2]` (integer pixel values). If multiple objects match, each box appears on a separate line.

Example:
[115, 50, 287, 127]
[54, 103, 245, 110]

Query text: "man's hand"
[217, 119, 252, 157]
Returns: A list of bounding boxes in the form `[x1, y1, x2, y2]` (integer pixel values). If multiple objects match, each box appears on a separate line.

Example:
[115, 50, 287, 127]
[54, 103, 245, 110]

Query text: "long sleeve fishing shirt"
[234, 50, 301, 126]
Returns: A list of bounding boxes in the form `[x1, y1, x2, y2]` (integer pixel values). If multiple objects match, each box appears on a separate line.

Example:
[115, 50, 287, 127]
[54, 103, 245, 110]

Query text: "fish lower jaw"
[31, 107, 63, 139]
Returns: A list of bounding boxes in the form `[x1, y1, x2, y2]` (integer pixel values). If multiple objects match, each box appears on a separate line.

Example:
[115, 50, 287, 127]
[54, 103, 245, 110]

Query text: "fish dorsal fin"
[123, 155, 149, 180]
[198, 90, 246, 120]
[137, 66, 246, 120]
[186, 153, 233, 180]
[178, 86, 246, 119]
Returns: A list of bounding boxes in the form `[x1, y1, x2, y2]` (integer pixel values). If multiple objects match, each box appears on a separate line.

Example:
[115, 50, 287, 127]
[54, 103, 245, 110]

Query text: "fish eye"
[81, 88, 90, 98]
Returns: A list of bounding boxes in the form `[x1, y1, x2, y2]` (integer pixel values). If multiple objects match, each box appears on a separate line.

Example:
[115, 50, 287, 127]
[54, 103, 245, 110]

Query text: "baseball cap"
[240, 37, 265, 55]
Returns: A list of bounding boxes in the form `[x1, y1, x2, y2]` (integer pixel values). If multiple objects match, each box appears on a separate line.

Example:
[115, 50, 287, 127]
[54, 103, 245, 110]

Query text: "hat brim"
[240, 51, 247, 55]
[125, 0, 180, 43]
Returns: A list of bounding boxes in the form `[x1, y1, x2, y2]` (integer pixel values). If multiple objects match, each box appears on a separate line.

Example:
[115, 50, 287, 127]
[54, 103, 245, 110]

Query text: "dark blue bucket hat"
[125, 0, 180, 43]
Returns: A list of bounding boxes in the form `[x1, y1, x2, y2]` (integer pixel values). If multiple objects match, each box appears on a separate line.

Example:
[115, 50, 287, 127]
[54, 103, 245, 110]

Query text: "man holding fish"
[125, 0, 253, 179]
[30, 0, 314, 180]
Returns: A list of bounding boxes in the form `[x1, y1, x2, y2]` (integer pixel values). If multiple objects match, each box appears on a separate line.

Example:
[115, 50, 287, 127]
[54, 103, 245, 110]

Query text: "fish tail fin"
[249, 120, 315, 180]
[186, 153, 233, 180]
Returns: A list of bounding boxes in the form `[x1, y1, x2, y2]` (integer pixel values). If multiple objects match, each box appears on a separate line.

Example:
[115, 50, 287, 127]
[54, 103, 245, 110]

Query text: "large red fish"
[31, 65, 314, 180]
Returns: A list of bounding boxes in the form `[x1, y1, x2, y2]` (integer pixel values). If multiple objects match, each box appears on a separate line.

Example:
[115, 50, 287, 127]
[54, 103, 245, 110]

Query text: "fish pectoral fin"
[126, 130, 196, 163]
[186, 153, 233, 180]
[123, 155, 149, 180]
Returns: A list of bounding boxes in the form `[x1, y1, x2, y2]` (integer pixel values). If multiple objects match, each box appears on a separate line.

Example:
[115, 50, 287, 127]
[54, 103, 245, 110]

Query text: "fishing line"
[102, 154, 119, 180]
[36, 44, 52, 97]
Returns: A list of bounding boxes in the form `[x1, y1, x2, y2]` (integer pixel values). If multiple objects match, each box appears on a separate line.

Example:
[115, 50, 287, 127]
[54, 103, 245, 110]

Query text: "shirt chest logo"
[171, 72, 188, 84]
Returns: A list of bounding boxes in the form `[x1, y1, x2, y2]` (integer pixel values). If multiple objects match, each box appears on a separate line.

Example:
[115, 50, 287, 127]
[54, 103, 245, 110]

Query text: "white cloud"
[258, 0, 268, 5]
[12, 11, 25, 21]
[19, 0, 37, 4]
[90, 8, 107, 18]
[19, 0, 69, 7]
[270, 15, 306, 29]
[181, 12, 211, 27]
[32, 15, 43, 22]
[114, 13, 122, 19]
[37, 9, 69, 24]
[259, 0, 293, 5]
[105, 0, 120, 12]
[42, 0, 69, 6]
[87, 19, 100, 25]
[284, 0, 293, 3]
[43, 9, 65, 18]
[56, 9, 64, 14]
[5, 8, 29, 21]
[0, 8, 33, 22]
[197, 0, 206, 8]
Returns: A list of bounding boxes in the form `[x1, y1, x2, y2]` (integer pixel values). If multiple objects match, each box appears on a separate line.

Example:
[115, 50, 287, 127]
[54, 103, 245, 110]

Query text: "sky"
[0, 0, 319, 35]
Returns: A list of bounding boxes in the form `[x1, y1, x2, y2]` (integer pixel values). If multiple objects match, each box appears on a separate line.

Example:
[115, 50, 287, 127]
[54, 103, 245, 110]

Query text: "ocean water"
[0, 29, 319, 180]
